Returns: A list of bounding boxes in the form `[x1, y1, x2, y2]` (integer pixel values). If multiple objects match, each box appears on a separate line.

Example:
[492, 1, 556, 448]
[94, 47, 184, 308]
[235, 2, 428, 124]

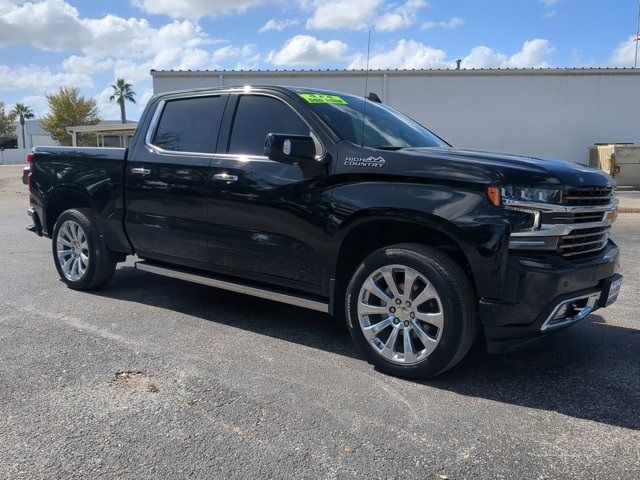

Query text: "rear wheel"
[52, 208, 116, 290]
[345, 243, 477, 378]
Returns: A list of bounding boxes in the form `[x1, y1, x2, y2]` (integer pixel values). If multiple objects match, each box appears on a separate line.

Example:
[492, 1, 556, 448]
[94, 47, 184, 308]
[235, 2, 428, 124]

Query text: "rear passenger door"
[125, 94, 227, 265]
[206, 93, 331, 293]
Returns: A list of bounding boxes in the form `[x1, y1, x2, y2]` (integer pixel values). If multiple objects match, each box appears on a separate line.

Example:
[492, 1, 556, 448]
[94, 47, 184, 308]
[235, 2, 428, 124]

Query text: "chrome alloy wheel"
[56, 220, 89, 282]
[357, 264, 444, 365]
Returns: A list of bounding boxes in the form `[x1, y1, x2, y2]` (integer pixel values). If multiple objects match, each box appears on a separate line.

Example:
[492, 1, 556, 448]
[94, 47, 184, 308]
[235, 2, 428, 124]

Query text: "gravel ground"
[0, 165, 638, 479]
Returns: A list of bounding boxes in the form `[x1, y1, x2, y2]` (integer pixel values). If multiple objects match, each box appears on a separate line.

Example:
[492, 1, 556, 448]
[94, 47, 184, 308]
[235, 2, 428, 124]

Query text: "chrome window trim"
[145, 93, 227, 158]
[225, 91, 326, 160]
[145, 90, 326, 161]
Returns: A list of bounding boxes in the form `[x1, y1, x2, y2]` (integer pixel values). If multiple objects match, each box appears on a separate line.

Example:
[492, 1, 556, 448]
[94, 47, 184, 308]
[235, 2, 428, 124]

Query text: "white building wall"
[0, 148, 29, 165]
[152, 69, 640, 165]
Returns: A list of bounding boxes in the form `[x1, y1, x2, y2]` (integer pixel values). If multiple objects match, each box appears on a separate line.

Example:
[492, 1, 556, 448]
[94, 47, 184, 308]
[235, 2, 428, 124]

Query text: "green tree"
[11, 103, 34, 148]
[40, 87, 100, 146]
[109, 78, 136, 124]
[0, 102, 17, 144]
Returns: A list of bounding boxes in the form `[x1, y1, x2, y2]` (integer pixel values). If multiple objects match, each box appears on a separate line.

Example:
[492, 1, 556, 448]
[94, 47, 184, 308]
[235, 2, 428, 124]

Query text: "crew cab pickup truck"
[26, 86, 622, 378]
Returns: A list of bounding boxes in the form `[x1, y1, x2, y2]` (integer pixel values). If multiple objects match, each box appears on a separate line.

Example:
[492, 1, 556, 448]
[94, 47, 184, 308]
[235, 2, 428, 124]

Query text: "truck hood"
[392, 147, 615, 187]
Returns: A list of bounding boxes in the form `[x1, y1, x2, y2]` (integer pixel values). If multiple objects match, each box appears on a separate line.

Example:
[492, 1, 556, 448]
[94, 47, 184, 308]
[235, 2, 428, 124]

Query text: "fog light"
[553, 304, 567, 319]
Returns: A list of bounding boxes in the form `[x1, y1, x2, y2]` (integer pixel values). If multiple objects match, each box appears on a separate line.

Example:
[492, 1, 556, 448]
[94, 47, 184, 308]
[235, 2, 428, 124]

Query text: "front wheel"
[345, 243, 477, 379]
[52, 208, 117, 290]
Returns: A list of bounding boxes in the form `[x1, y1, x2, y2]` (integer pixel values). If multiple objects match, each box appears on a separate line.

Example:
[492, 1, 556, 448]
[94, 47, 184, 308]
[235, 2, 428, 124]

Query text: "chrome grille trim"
[563, 186, 613, 206]
[560, 242, 609, 257]
[557, 226, 608, 257]
[508, 185, 616, 259]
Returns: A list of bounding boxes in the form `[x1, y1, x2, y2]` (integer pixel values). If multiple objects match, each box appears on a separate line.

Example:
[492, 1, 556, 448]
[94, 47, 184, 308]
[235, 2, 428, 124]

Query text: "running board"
[135, 261, 329, 313]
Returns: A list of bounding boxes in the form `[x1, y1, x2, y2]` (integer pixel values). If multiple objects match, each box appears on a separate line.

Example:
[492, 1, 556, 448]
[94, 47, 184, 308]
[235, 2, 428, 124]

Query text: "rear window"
[152, 96, 223, 153]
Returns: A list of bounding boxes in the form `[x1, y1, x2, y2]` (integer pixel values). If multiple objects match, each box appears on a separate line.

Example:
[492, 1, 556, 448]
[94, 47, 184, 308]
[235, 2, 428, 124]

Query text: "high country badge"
[345, 156, 386, 168]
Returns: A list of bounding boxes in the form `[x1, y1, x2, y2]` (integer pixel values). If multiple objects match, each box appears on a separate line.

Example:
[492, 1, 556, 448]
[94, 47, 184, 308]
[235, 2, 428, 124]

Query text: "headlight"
[501, 186, 562, 205]
[486, 185, 554, 232]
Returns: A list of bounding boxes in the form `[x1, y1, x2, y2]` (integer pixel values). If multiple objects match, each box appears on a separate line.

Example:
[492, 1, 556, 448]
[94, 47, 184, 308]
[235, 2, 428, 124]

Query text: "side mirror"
[264, 133, 316, 165]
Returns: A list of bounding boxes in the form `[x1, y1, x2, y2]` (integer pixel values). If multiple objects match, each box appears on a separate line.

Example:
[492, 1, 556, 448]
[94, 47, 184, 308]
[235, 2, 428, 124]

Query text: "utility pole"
[633, 1, 640, 68]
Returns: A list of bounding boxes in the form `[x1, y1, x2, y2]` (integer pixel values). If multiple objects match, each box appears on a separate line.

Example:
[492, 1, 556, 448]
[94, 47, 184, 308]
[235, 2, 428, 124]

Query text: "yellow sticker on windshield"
[299, 93, 347, 104]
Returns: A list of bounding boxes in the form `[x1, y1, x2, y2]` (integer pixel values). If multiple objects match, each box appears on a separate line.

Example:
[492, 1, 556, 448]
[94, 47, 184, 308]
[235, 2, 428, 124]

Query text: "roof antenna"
[360, 28, 371, 148]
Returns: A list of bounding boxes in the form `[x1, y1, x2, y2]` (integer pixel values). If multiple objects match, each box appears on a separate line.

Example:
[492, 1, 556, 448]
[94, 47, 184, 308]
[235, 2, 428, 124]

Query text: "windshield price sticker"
[299, 93, 348, 104]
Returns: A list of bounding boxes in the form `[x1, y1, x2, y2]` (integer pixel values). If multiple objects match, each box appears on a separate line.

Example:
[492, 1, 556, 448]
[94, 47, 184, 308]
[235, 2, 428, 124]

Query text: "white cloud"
[421, 17, 464, 30]
[132, 0, 264, 19]
[539, 0, 561, 6]
[347, 38, 555, 70]
[259, 18, 300, 33]
[212, 45, 260, 64]
[62, 55, 114, 75]
[375, 0, 428, 32]
[0, 64, 93, 91]
[348, 39, 450, 69]
[306, 0, 381, 30]
[463, 39, 554, 68]
[268, 35, 347, 66]
[611, 36, 638, 67]
[502, 39, 554, 67]
[543, 10, 557, 18]
[15, 95, 49, 116]
[0, 0, 212, 58]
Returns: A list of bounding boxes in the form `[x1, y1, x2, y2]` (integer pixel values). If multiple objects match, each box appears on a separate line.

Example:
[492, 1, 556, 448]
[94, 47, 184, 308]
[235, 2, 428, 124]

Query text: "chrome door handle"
[131, 167, 151, 176]
[213, 173, 238, 183]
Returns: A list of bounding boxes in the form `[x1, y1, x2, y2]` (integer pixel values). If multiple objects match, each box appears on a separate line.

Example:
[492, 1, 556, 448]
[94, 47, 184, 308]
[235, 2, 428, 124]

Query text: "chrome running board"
[135, 261, 330, 313]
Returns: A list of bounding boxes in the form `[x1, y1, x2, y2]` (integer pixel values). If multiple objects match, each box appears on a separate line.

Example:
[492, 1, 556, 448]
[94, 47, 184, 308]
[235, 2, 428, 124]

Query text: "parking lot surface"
[0, 165, 639, 479]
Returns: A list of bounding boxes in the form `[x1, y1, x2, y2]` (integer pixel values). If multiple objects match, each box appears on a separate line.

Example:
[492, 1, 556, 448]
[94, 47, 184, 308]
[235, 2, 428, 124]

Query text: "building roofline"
[151, 67, 640, 78]
[66, 123, 138, 134]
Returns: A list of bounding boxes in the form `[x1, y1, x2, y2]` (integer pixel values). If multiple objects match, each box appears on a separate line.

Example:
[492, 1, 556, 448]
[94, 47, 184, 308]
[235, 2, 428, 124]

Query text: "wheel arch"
[44, 185, 93, 235]
[331, 209, 478, 315]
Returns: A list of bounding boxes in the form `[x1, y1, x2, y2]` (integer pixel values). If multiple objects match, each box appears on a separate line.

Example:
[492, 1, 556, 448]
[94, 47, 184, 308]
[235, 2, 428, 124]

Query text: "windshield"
[298, 91, 448, 149]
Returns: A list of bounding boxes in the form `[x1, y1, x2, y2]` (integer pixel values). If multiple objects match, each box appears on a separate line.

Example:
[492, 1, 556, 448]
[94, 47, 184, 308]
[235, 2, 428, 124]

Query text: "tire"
[345, 243, 477, 379]
[52, 208, 117, 290]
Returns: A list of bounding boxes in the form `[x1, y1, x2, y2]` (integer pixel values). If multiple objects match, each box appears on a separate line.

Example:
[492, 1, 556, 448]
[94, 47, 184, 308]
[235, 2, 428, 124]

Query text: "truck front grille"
[557, 226, 609, 258]
[563, 186, 613, 206]
[541, 211, 605, 224]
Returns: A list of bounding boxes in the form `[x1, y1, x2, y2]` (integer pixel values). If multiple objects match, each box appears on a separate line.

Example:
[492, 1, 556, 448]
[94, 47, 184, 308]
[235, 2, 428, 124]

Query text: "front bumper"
[480, 240, 620, 353]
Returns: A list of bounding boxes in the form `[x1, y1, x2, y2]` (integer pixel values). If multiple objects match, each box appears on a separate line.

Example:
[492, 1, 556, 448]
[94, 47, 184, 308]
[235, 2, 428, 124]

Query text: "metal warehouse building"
[151, 68, 640, 166]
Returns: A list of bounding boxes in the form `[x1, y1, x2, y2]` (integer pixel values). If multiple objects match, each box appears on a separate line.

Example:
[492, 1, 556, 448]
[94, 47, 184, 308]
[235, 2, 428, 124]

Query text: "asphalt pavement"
[0, 165, 638, 479]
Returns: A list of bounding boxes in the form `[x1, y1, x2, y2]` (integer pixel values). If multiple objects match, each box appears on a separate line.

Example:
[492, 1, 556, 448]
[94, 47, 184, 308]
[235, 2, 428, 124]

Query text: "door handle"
[131, 167, 151, 176]
[213, 173, 238, 183]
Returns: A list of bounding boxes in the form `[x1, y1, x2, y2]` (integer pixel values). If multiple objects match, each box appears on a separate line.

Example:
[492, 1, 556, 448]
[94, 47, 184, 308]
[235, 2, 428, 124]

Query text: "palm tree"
[109, 78, 136, 124]
[11, 103, 34, 149]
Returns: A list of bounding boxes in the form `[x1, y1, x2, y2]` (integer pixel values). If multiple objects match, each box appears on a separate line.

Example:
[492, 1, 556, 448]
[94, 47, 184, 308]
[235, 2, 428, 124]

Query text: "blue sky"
[0, 0, 638, 121]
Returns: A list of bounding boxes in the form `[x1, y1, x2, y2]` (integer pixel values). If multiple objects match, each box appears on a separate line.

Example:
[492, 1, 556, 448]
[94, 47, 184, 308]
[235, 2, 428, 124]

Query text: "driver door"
[205, 93, 331, 293]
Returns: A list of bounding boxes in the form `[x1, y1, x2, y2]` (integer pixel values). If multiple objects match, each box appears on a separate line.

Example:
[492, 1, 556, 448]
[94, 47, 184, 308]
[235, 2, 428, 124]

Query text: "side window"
[152, 96, 223, 153]
[228, 95, 310, 156]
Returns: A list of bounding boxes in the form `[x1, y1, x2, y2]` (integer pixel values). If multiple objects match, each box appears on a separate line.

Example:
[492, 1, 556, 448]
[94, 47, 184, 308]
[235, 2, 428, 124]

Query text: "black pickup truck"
[26, 86, 622, 378]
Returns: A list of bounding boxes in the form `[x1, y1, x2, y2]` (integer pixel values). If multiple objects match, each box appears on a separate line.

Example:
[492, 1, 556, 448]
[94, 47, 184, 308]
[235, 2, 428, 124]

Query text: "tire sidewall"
[346, 247, 467, 378]
[52, 209, 101, 290]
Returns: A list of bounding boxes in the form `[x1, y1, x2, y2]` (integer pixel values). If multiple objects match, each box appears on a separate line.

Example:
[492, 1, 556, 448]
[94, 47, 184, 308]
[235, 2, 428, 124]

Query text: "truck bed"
[29, 146, 130, 252]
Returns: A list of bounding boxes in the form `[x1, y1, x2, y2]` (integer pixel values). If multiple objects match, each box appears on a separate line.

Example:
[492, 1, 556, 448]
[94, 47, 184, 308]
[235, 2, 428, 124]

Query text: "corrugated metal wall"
[152, 69, 640, 166]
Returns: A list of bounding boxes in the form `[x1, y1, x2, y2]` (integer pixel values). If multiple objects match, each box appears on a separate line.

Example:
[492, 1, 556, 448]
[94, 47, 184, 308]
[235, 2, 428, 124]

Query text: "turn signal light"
[486, 185, 501, 206]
